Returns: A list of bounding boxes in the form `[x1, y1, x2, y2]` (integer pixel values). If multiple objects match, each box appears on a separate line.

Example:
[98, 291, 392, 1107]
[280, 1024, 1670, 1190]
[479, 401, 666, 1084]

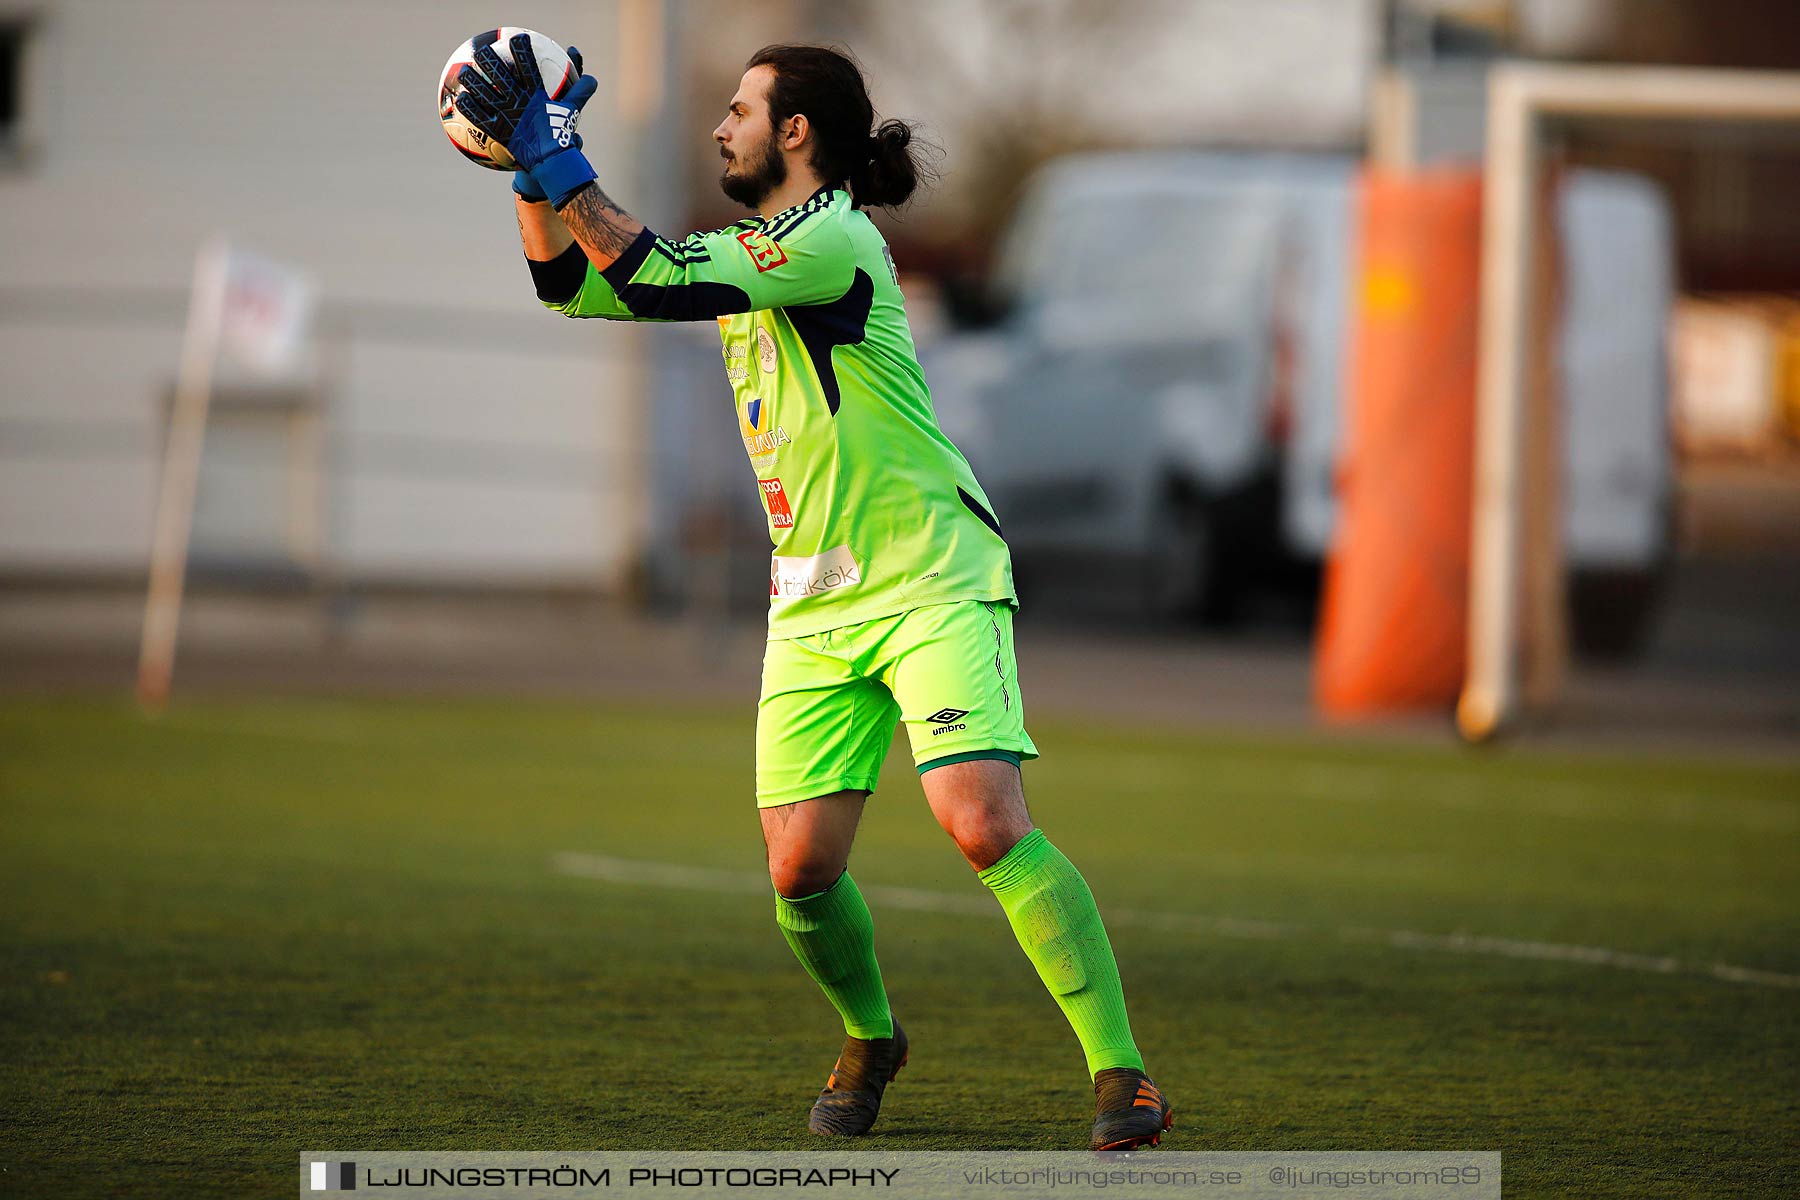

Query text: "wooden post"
[136, 240, 229, 711]
[1369, 68, 1418, 172]
[615, 0, 664, 125]
[1521, 164, 1568, 711]
[611, 0, 672, 600]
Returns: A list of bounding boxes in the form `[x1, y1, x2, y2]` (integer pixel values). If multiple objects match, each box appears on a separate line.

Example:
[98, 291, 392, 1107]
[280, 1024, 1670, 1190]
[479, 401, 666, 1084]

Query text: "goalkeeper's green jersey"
[548, 186, 1015, 639]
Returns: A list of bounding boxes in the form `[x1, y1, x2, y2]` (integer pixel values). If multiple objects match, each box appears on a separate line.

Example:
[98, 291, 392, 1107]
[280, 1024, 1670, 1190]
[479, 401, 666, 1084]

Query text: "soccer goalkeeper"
[455, 38, 1173, 1151]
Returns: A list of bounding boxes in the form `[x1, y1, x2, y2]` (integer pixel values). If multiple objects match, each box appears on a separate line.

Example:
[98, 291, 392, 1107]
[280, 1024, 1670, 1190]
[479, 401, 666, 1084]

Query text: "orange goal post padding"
[1315, 169, 1483, 718]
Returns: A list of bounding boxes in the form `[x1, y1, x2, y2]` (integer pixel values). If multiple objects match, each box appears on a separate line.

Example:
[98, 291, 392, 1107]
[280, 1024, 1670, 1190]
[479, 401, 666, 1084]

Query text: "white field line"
[550, 852, 1800, 992]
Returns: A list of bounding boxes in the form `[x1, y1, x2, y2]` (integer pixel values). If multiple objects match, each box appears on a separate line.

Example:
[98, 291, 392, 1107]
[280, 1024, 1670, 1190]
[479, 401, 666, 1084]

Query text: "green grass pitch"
[3, 696, 1796, 1197]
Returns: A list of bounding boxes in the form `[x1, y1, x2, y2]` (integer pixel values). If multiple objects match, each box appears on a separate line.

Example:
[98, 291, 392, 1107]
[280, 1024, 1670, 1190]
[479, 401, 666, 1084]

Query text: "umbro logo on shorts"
[927, 708, 970, 735]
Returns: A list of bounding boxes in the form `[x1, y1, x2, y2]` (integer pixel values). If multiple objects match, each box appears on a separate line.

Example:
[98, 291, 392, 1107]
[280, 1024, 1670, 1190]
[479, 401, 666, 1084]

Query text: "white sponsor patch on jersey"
[769, 545, 861, 603]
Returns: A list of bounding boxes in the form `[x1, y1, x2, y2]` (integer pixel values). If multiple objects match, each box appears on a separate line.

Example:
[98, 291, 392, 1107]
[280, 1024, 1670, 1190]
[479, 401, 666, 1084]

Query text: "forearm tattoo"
[559, 183, 645, 265]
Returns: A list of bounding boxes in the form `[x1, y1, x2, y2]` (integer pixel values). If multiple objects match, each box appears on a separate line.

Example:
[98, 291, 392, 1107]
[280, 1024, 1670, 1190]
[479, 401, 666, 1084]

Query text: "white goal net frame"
[1457, 62, 1800, 742]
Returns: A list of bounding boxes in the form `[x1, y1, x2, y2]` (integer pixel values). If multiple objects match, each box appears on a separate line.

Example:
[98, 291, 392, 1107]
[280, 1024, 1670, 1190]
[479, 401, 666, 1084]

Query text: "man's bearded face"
[720, 119, 788, 208]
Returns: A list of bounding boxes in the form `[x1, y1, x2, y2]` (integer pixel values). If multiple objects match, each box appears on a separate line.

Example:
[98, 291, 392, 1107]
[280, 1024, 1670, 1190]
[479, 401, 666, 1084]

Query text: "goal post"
[1457, 63, 1800, 743]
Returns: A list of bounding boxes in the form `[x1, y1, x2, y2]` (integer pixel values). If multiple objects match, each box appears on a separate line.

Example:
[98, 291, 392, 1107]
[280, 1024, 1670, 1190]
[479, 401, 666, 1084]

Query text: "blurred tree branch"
[848, 0, 1185, 254]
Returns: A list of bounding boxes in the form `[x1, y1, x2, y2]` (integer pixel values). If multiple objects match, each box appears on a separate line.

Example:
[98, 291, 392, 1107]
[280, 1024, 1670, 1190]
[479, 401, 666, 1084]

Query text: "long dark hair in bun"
[746, 44, 933, 209]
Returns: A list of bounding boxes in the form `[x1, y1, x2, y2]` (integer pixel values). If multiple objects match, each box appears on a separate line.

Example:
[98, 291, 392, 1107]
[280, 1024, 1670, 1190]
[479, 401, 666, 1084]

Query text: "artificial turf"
[2, 696, 1795, 1197]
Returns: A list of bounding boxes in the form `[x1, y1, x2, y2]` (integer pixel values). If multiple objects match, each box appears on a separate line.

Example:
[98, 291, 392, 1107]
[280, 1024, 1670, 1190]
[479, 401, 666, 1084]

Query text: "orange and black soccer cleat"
[806, 1019, 908, 1137]
[1089, 1068, 1174, 1151]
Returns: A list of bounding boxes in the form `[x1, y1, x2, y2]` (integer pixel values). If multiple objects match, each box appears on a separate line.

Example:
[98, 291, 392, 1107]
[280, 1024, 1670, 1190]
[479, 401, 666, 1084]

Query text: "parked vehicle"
[926, 152, 1673, 653]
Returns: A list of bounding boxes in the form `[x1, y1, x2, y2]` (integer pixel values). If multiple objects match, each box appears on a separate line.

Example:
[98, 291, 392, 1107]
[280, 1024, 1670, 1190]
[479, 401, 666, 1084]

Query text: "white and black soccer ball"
[437, 28, 577, 170]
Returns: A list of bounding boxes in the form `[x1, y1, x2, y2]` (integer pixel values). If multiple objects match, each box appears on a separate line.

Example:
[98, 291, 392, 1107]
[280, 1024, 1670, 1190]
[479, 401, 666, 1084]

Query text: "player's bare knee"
[946, 810, 1035, 872]
[768, 855, 843, 899]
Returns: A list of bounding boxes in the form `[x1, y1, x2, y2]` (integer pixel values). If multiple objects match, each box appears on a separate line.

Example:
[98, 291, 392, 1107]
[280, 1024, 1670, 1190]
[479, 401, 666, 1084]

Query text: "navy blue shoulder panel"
[615, 280, 751, 322]
[600, 226, 750, 321]
[787, 268, 874, 416]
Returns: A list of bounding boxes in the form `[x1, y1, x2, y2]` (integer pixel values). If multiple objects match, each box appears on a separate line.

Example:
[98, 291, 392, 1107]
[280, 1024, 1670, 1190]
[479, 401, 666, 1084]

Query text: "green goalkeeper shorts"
[756, 599, 1039, 807]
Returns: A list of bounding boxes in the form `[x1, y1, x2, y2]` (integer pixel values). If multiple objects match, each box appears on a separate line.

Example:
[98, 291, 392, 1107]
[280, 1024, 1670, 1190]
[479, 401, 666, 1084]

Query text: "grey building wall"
[0, 0, 657, 586]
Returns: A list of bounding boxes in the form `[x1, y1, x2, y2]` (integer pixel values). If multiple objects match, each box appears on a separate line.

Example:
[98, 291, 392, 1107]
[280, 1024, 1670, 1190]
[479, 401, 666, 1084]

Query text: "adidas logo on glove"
[547, 102, 575, 147]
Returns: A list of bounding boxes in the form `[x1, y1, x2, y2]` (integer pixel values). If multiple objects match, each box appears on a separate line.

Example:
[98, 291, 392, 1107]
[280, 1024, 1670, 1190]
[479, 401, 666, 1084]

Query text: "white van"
[927, 152, 1673, 654]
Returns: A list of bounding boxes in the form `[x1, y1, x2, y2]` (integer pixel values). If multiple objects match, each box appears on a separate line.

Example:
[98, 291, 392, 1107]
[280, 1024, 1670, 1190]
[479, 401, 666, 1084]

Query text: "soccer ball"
[438, 28, 577, 170]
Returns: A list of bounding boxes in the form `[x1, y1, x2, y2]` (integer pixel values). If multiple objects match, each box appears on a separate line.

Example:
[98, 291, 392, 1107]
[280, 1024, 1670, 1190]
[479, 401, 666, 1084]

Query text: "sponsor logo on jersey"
[758, 477, 794, 529]
[740, 397, 791, 464]
[724, 340, 748, 384]
[744, 426, 791, 464]
[736, 228, 789, 272]
[769, 545, 860, 602]
[756, 327, 779, 375]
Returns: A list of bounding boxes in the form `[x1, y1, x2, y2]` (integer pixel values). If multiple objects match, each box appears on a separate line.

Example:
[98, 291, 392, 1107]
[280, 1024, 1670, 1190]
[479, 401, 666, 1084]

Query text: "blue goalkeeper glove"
[456, 35, 598, 210]
[511, 129, 585, 202]
[511, 46, 585, 203]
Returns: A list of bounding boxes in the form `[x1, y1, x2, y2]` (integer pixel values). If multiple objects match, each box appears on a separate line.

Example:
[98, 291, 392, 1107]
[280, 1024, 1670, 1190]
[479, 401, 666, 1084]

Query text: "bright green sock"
[774, 872, 894, 1040]
[979, 829, 1145, 1078]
